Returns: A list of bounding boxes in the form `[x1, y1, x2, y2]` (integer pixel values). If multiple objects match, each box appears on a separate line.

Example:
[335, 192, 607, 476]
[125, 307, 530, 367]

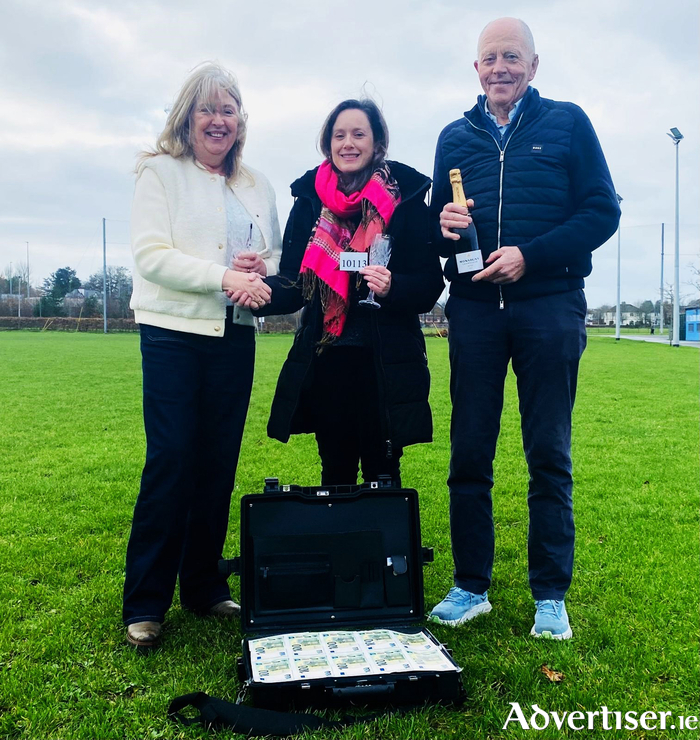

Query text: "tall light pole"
[102, 218, 108, 334]
[667, 127, 683, 347]
[659, 224, 664, 334]
[26, 241, 30, 298]
[615, 194, 623, 341]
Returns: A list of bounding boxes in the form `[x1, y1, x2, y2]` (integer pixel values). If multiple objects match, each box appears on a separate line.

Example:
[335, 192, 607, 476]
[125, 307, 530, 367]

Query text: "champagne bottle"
[449, 169, 483, 274]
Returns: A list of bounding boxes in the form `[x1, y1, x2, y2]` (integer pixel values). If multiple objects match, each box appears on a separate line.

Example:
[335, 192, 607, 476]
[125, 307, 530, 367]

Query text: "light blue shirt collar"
[484, 96, 523, 137]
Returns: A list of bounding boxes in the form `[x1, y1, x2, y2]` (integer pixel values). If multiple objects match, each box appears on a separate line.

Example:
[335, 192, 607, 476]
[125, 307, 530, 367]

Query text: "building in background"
[683, 307, 700, 341]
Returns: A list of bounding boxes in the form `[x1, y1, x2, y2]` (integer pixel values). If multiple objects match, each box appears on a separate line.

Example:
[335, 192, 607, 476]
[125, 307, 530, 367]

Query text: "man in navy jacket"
[428, 17, 620, 639]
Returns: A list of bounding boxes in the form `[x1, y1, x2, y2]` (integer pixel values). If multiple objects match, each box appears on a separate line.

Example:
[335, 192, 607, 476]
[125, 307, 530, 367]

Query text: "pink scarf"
[300, 160, 400, 343]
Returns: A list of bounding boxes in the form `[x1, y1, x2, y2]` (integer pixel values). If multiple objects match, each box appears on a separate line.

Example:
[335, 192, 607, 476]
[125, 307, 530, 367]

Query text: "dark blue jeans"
[447, 290, 587, 600]
[123, 317, 255, 625]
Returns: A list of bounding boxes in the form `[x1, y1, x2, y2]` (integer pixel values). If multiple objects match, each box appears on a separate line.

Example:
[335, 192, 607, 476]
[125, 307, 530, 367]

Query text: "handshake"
[222, 252, 272, 310]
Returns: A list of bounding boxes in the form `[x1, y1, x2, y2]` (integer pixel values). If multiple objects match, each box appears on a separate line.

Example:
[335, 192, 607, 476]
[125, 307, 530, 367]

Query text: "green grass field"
[1, 332, 698, 739]
[584, 326, 666, 335]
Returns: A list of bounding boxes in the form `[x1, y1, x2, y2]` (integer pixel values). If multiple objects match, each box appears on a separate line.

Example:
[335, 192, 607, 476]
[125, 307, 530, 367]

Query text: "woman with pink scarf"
[256, 99, 444, 486]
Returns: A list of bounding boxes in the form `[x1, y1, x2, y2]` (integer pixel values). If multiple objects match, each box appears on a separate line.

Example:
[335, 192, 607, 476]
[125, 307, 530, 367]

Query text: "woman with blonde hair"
[123, 62, 281, 649]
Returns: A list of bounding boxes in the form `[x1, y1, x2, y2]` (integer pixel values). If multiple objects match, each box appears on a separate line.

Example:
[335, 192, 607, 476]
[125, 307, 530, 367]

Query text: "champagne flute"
[232, 223, 253, 265]
[359, 234, 392, 309]
[227, 223, 255, 303]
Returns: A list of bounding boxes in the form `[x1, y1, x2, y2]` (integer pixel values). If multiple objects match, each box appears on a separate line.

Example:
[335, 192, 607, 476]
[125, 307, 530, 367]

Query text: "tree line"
[587, 299, 688, 327]
[2, 265, 695, 325]
[0, 265, 133, 319]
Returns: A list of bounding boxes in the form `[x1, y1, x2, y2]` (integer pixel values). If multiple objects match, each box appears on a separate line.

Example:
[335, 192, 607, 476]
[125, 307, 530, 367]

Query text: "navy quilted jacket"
[431, 87, 620, 302]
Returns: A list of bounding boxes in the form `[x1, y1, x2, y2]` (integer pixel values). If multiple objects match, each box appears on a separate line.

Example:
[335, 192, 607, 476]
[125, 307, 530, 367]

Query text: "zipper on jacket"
[496, 150, 505, 249]
[467, 115, 523, 249]
[465, 114, 523, 310]
[496, 119, 521, 242]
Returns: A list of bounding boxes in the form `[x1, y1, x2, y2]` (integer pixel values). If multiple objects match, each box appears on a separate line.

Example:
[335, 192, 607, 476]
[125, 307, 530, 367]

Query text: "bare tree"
[83, 266, 132, 298]
[16, 261, 30, 292]
[83, 266, 133, 318]
[3, 261, 29, 295]
[685, 258, 700, 296]
[658, 281, 694, 331]
[663, 281, 691, 308]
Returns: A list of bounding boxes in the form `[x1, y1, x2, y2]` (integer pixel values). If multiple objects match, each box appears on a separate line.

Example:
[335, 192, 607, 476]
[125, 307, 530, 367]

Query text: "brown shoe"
[126, 621, 162, 648]
[209, 600, 241, 618]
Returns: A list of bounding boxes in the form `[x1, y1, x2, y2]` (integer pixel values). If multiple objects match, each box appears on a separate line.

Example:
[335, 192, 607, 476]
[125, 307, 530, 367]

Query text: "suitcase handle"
[331, 683, 395, 698]
[261, 477, 397, 495]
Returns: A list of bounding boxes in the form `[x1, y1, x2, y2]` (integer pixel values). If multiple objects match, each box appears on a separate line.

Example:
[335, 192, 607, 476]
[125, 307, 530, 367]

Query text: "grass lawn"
[0, 331, 698, 739]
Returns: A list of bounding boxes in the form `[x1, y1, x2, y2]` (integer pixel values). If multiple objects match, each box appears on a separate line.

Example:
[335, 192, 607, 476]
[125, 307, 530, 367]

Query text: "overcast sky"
[1, 0, 698, 308]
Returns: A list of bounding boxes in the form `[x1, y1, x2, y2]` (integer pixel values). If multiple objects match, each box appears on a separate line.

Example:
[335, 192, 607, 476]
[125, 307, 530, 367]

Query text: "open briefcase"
[219, 476, 465, 710]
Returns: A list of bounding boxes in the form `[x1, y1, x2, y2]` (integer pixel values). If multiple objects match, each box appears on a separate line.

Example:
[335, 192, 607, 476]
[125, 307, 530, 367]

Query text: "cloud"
[0, 0, 697, 309]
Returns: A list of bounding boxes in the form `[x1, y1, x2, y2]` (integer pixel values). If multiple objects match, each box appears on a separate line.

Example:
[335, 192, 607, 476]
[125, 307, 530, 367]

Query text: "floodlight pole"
[103, 217, 108, 334]
[615, 194, 623, 341]
[26, 241, 30, 298]
[659, 224, 664, 334]
[671, 134, 682, 346]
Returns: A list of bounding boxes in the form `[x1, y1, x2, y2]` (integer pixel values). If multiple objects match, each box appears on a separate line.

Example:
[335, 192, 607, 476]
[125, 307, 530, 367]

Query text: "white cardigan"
[130, 155, 282, 337]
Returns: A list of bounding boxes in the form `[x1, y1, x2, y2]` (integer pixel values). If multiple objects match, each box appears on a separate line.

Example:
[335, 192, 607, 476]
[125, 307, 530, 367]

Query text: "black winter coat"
[257, 161, 445, 452]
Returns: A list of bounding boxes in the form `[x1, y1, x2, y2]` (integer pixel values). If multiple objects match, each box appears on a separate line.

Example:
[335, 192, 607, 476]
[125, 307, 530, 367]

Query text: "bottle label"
[456, 250, 484, 274]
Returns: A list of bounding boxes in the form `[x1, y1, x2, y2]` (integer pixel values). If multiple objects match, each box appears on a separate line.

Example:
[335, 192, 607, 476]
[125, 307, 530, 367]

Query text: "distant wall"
[0, 317, 138, 332]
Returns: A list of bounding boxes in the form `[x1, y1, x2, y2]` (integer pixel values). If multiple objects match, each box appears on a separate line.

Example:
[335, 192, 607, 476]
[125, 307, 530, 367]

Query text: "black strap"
[168, 692, 348, 737]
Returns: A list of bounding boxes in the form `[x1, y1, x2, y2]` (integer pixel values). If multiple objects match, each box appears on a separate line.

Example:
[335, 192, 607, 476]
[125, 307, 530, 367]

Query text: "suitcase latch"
[387, 555, 408, 576]
[236, 680, 251, 704]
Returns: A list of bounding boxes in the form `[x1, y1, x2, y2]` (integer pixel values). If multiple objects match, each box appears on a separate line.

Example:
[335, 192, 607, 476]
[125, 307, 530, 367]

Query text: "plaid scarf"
[300, 160, 400, 344]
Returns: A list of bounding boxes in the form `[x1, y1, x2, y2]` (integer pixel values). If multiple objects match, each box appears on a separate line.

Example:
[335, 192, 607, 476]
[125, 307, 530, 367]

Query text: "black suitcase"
[221, 476, 465, 711]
